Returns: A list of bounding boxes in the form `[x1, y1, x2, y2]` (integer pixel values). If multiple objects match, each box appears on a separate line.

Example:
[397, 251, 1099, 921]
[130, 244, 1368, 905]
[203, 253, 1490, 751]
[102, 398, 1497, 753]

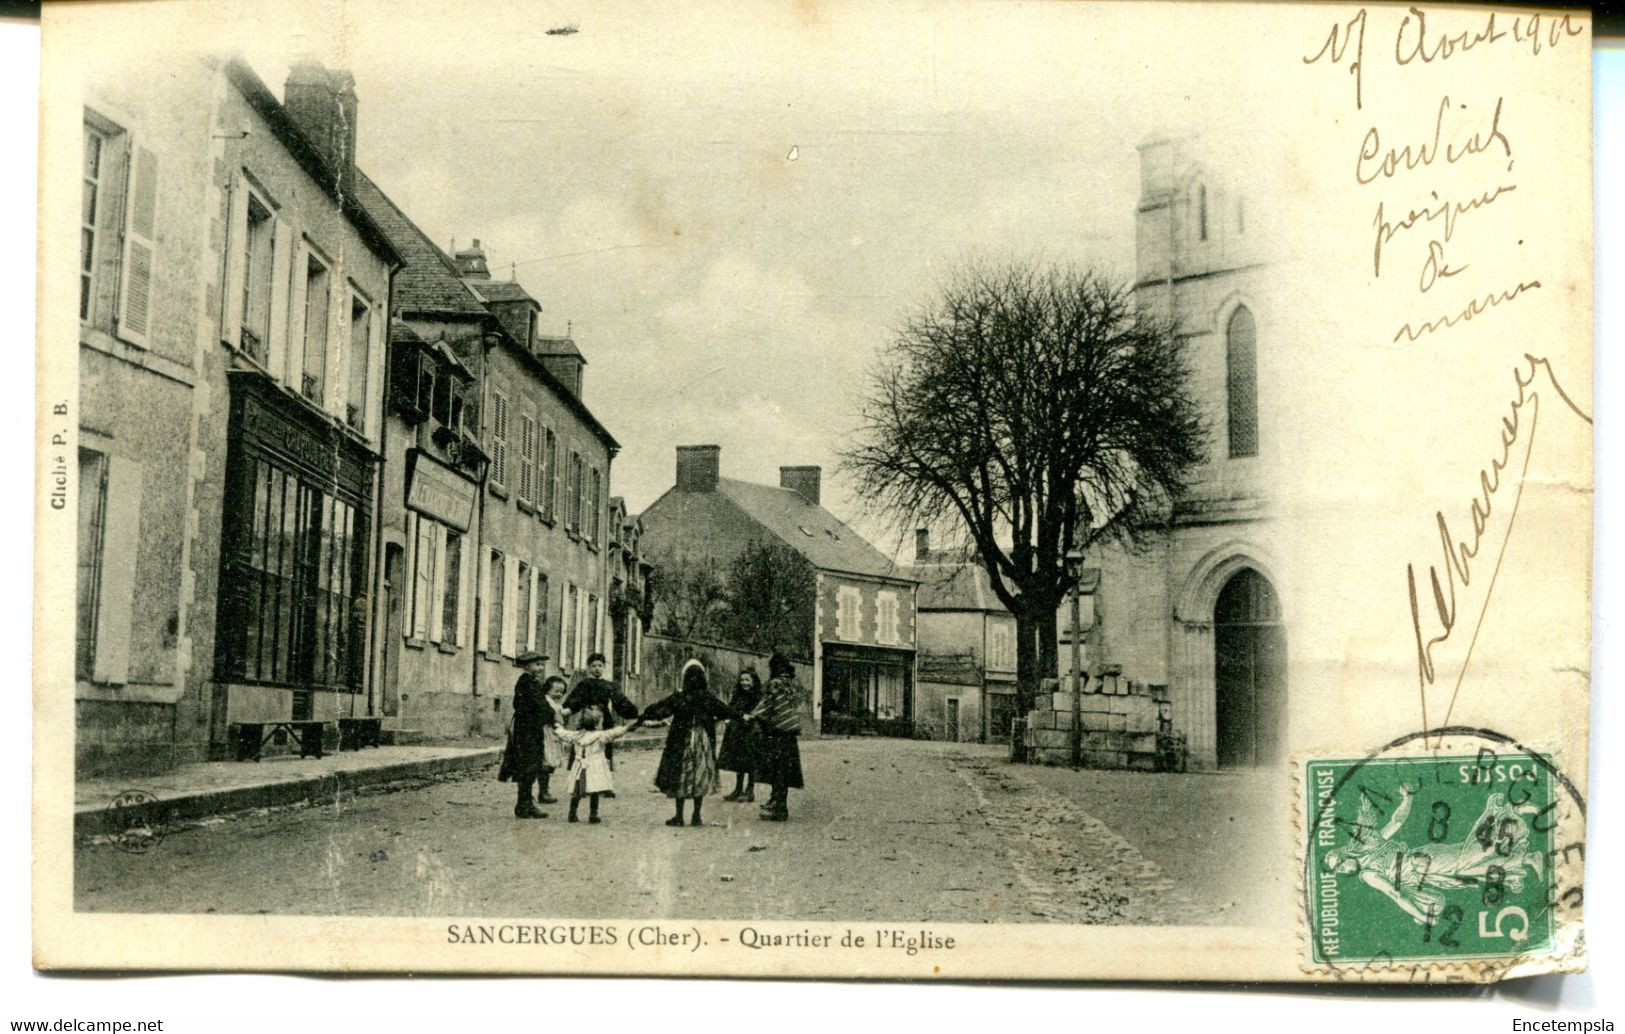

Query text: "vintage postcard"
[33, 0, 1592, 981]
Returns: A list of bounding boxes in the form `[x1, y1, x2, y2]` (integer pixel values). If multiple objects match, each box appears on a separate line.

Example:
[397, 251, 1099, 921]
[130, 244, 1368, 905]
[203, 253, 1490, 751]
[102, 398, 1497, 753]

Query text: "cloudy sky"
[228, 0, 1255, 555]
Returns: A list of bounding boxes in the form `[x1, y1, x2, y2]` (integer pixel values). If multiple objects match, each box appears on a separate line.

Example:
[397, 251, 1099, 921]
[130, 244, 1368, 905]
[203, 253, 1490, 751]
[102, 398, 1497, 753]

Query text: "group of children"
[501, 649, 805, 826]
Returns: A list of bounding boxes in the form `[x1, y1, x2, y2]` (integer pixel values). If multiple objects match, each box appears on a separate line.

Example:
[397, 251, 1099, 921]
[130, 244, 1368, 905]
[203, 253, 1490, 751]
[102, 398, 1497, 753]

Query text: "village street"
[76, 738, 1282, 926]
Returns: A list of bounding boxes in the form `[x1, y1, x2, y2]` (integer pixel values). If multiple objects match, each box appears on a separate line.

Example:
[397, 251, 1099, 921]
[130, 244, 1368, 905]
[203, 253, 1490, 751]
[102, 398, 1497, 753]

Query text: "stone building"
[72, 55, 401, 774]
[901, 530, 1018, 744]
[345, 142, 621, 739]
[1060, 134, 1282, 771]
[640, 446, 918, 735]
[606, 497, 655, 706]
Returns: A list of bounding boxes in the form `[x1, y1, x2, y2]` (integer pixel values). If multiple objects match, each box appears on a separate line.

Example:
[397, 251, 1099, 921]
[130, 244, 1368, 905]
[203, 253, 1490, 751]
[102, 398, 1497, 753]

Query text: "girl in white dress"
[554, 707, 638, 824]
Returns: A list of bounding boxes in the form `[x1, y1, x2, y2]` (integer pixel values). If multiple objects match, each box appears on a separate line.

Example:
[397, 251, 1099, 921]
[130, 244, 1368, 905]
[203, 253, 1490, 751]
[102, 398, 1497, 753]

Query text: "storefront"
[819, 644, 915, 737]
[213, 371, 376, 728]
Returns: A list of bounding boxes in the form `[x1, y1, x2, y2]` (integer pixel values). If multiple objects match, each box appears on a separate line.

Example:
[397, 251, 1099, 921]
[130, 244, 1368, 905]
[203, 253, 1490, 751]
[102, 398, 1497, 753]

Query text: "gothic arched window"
[1226, 306, 1258, 457]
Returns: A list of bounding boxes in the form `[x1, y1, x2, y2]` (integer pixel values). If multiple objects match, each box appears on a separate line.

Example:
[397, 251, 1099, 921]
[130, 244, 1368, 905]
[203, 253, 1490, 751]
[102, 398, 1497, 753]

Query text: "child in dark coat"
[638, 660, 744, 827]
[717, 668, 763, 802]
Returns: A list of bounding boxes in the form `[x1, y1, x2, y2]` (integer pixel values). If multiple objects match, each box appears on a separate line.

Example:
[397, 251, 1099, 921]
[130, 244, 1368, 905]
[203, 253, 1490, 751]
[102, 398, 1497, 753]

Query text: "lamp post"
[1066, 548, 1084, 768]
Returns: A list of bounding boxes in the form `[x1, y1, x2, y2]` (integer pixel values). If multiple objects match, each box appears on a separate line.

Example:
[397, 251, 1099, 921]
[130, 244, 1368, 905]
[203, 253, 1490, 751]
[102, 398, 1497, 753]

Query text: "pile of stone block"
[1022, 670, 1166, 770]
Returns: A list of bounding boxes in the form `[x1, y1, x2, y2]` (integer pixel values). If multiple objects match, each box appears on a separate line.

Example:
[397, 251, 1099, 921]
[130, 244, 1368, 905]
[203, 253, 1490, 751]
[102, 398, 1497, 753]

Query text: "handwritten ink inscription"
[1304, 6, 1583, 343]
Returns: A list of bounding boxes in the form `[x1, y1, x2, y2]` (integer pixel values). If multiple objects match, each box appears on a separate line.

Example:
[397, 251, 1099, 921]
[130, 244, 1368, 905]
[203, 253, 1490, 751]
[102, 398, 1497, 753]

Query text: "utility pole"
[1067, 549, 1084, 768]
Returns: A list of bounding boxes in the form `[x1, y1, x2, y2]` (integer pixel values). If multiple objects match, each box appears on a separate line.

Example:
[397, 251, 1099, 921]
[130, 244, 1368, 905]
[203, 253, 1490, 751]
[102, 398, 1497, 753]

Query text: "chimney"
[454, 239, 490, 279]
[676, 445, 720, 493]
[283, 60, 358, 196]
[779, 465, 821, 506]
[915, 528, 930, 561]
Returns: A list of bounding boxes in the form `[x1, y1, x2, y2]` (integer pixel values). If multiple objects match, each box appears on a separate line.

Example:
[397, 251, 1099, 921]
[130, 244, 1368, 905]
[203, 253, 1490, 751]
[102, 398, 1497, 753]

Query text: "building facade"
[903, 530, 1018, 743]
[639, 446, 918, 735]
[75, 56, 401, 774]
[348, 127, 622, 739]
[1066, 134, 1282, 771]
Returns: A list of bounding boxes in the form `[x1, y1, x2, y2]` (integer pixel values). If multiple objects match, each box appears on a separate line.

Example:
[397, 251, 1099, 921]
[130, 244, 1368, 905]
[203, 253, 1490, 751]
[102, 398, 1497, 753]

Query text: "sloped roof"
[715, 477, 912, 582]
[351, 170, 488, 316]
[899, 562, 1002, 612]
[464, 279, 536, 305]
[534, 335, 583, 359]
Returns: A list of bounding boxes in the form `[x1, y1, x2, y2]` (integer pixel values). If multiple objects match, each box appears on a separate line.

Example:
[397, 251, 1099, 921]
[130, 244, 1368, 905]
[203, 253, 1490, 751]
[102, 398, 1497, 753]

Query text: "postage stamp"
[1303, 732, 1582, 973]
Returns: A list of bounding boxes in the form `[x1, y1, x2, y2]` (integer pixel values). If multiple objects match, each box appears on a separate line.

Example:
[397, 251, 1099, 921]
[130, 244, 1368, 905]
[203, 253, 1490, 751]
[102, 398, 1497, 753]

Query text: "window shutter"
[404, 512, 419, 637]
[92, 457, 143, 684]
[116, 142, 159, 348]
[287, 241, 309, 388]
[457, 532, 473, 647]
[220, 176, 246, 348]
[429, 522, 448, 643]
[526, 566, 539, 651]
[501, 554, 518, 657]
[549, 431, 561, 521]
[476, 546, 492, 652]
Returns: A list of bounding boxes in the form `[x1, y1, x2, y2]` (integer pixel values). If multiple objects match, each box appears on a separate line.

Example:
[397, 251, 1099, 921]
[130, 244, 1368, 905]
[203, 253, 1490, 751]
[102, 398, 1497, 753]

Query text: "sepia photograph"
[32, 0, 1594, 983]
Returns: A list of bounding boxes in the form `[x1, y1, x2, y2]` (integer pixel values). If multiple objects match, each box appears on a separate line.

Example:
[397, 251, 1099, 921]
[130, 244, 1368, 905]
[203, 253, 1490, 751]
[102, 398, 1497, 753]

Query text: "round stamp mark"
[1300, 726, 1586, 980]
[105, 789, 167, 854]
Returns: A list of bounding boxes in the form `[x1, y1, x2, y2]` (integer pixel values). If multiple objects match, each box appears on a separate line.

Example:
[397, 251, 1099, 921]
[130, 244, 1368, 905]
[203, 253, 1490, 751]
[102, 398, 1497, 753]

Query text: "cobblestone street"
[76, 738, 1280, 926]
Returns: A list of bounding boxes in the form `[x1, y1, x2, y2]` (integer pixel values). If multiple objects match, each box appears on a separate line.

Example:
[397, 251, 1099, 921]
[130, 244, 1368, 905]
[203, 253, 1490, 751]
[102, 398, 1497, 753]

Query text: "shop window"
[220, 458, 365, 691]
[301, 252, 330, 404]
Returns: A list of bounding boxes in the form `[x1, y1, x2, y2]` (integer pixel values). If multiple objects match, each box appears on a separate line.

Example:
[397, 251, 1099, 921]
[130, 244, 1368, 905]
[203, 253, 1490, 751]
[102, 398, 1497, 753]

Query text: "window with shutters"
[560, 583, 578, 672]
[487, 549, 506, 656]
[346, 289, 372, 432]
[875, 590, 900, 645]
[835, 585, 862, 641]
[518, 411, 536, 504]
[567, 451, 584, 532]
[515, 561, 532, 652]
[542, 427, 558, 521]
[301, 252, 331, 404]
[1226, 306, 1259, 458]
[81, 112, 160, 349]
[80, 124, 109, 323]
[489, 391, 510, 491]
[240, 193, 276, 363]
[534, 571, 549, 656]
[75, 449, 109, 680]
[409, 516, 435, 641]
[588, 467, 602, 546]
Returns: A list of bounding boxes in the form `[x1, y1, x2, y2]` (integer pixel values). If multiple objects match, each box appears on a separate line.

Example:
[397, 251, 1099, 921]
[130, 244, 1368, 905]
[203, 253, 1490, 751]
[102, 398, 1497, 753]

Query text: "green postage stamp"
[1304, 743, 1576, 971]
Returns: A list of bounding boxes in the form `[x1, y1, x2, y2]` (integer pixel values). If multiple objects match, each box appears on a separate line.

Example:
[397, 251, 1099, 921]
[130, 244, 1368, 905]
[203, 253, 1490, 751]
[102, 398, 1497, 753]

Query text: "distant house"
[606, 496, 654, 705]
[639, 446, 919, 736]
[900, 530, 1019, 743]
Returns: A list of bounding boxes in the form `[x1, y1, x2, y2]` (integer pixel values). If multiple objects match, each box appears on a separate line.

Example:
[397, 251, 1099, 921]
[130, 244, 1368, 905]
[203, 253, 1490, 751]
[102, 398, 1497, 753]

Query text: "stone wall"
[1021, 673, 1183, 771]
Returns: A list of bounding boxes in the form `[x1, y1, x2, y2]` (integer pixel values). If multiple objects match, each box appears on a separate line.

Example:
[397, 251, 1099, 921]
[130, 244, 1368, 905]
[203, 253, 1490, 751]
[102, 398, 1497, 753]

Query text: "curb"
[76, 732, 674, 839]
[75, 748, 504, 839]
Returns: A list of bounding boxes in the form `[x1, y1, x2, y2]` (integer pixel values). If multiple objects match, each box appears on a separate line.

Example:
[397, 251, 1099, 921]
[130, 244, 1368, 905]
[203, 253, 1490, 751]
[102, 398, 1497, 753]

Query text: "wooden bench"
[230, 721, 327, 762]
[338, 717, 383, 751]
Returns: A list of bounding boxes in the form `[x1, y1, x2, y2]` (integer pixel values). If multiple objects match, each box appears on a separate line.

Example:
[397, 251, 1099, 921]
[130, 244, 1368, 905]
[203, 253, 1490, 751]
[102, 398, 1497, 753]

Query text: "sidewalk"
[75, 728, 670, 838]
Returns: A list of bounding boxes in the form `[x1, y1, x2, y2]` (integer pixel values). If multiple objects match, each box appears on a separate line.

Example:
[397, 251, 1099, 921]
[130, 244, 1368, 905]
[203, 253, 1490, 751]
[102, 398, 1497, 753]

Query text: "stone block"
[1126, 752, 1159, 772]
[1127, 732, 1159, 754]
[1106, 713, 1127, 732]
[1082, 692, 1112, 714]
[1126, 710, 1157, 734]
[1083, 730, 1114, 751]
[1051, 692, 1076, 713]
[1030, 728, 1069, 750]
[1109, 696, 1131, 714]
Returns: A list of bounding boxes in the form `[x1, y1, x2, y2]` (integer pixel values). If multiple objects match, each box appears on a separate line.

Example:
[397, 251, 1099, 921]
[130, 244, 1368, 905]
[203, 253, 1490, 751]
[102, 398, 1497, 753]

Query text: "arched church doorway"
[1213, 567, 1285, 768]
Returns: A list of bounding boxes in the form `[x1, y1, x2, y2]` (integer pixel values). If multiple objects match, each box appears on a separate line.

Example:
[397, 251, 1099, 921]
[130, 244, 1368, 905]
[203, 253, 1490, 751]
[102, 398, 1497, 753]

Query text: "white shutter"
[92, 457, 143, 684]
[476, 547, 492, 652]
[403, 513, 419, 638]
[526, 566, 539, 651]
[576, 587, 588, 668]
[116, 141, 159, 348]
[501, 554, 519, 657]
[429, 522, 447, 643]
[220, 175, 246, 348]
[266, 219, 292, 373]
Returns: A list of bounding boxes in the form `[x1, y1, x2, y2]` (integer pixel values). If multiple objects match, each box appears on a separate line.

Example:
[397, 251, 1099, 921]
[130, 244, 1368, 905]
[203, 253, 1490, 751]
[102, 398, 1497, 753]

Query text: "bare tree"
[652, 553, 728, 642]
[843, 261, 1207, 713]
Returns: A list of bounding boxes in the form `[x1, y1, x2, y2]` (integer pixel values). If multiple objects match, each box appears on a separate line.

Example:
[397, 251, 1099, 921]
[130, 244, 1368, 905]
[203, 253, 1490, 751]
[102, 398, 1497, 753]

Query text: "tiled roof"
[715, 478, 913, 582]
[898, 562, 1001, 612]
[464, 279, 536, 305]
[351, 170, 488, 316]
[534, 335, 582, 359]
